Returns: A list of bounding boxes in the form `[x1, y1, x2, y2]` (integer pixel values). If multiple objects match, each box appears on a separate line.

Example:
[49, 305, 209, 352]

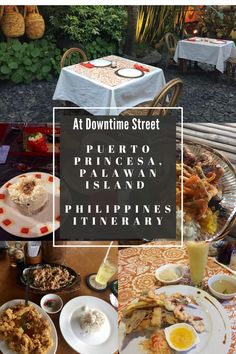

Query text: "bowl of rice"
[155, 264, 184, 284]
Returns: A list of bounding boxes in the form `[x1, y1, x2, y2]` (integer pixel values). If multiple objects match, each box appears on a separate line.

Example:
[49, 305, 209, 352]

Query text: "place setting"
[81, 58, 112, 68]
[118, 240, 236, 354]
[119, 125, 236, 354]
[0, 241, 119, 354]
[80, 57, 150, 79]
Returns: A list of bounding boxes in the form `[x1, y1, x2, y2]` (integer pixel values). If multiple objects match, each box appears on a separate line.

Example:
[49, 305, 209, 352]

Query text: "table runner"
[53, 55, 166, 115]
[174, 39, 236, 73]
[119, 243, 236, 354]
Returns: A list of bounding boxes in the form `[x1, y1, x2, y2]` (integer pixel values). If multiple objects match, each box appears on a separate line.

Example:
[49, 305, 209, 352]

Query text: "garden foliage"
[0, 37, 61, 83]
[44, 5, 127, 59]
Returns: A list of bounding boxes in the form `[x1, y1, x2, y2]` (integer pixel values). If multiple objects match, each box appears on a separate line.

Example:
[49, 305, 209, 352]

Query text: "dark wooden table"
[0, 242, 118, 354]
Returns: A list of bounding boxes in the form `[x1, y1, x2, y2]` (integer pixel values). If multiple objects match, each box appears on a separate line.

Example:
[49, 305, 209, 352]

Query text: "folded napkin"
[80, 62, 95, 68]
[0, 145, 10, 164]
[134, 63, 150, 72]
[186, 38, 196, 42]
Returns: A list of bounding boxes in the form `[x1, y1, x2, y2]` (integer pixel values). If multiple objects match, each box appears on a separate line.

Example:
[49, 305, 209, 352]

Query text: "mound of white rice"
[176, 207, 200, 240]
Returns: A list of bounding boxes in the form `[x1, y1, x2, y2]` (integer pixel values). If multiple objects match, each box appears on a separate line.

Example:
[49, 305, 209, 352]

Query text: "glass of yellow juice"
[187, 241, 209, 287]
[95, 257, 117, 286]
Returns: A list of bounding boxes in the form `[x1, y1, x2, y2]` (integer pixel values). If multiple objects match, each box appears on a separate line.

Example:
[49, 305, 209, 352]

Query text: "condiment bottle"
[14, 249, 25, 269]
[216, 241, 234, 265]
[8, 246, 17, 267]
[229, 249, 236, 270]
[111, 60, 117, 68]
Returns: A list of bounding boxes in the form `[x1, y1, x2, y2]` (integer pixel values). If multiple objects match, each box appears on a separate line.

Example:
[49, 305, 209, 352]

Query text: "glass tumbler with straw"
[187, 241, 209, 287]
[87, 242, 117, 291]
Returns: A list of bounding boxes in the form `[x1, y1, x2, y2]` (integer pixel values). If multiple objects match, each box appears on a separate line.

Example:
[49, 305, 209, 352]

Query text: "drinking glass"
[95, 257, 117, 286]
[87, 242, 118, 291]
[187, 241, 209, 287]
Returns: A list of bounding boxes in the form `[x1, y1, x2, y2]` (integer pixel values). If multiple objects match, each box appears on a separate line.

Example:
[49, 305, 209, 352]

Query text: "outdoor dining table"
[53, 55, 166, 115]
[174, 38, 236, 73]
[0, 242, 118, 354]
[119, 242, 236, 354]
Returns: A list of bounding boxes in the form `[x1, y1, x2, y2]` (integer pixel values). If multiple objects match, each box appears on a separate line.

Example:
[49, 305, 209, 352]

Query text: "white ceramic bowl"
[155, 264, 184, 284]
[208, 274, 236, 300]
[40, 294, 63, 314]
[165, 323, 200, 352]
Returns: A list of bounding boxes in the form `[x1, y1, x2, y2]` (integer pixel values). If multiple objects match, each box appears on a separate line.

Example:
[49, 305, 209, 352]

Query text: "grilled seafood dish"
[122, 291, 205, 335]
[176, 145, 228, 239]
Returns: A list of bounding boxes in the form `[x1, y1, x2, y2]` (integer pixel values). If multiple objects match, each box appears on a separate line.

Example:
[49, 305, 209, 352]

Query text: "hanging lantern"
[24, 5, 45, 40]
[0, 5, 25, 38]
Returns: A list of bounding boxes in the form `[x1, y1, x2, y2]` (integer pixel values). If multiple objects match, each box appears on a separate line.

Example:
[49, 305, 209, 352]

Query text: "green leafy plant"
[198, 6, 236, 38]
[136, 6, 182, 44]
[85, 37, 118, 58]
[42, 5, 127, 59]
[0, 37, 61, 84]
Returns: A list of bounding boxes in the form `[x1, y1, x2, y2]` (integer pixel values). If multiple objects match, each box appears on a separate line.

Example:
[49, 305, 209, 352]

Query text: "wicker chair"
[121, 78, 183, 117]
[165, 33, 178, 68]
[60, 47, 87, 68]
[226, 57, 236, 83]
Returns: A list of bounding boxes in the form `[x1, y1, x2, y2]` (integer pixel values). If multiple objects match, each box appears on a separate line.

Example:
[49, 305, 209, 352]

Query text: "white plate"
[119, 285, 231, 354]
[0, 172, 60, 237]
[210, 39, 226, 44]
[0, 299, 58, 354]
[90, 59, 111, 67]
[60, 296, 118, 354]
[116, 68, 143, 78]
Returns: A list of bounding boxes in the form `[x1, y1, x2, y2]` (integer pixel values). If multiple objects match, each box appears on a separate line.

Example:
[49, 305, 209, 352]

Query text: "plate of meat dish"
[0, 299, 58, 354]
[119, 285, 231, 354]
[176, 142, 236, 241]
[20, 263, 80, 293]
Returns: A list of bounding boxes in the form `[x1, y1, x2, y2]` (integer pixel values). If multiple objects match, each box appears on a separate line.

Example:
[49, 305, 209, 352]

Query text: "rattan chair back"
[148, 78, 183, 116]
[60, 47, 87, 68]
[165, 33, 177, 51]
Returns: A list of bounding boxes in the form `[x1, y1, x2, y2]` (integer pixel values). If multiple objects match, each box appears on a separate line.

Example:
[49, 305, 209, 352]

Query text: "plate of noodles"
[176, 142, 236, 241]
[0, 299, 58, 354]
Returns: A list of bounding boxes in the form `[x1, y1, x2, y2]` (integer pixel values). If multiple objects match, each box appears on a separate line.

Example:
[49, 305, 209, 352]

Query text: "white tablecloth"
[53, 55, 166, 115]
[174, 39, 236, 73]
